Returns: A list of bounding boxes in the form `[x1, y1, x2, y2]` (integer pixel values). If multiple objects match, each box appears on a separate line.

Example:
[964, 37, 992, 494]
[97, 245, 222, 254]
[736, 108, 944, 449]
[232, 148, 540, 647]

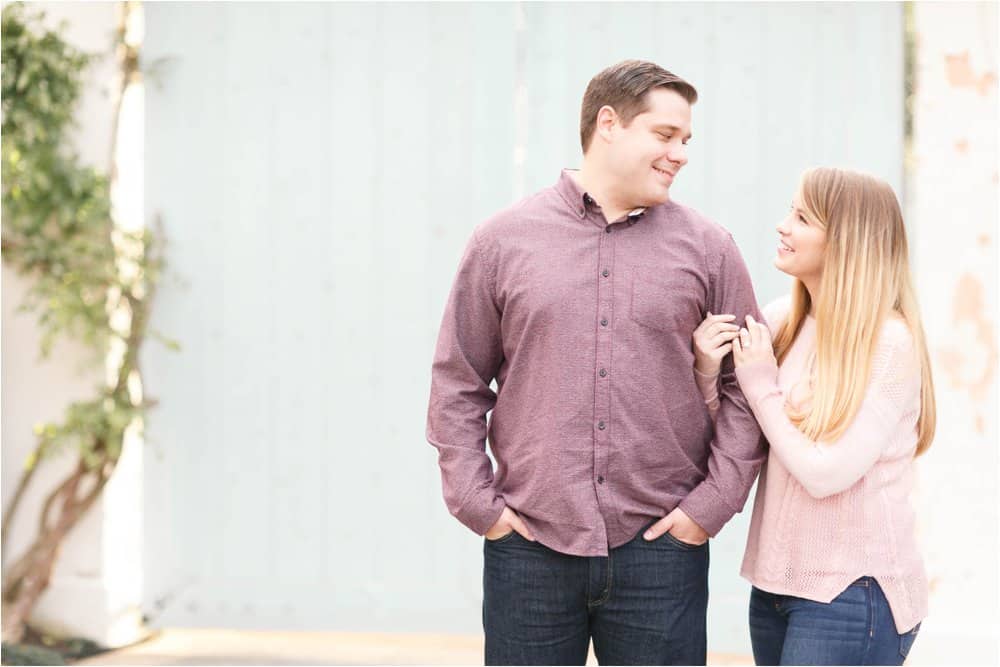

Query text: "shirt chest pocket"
[628, 270, 705, 334]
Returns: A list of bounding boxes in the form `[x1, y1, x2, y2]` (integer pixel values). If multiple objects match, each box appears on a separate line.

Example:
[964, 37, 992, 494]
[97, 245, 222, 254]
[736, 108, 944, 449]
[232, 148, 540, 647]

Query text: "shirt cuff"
[456, 489, 507, 536]
[678, 481, 733, 538]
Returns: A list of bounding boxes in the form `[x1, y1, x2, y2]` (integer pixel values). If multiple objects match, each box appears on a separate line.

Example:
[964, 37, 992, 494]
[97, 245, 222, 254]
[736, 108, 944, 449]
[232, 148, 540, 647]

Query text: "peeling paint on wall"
[945, 52, 997, 95]
[936, 274, 997, 415]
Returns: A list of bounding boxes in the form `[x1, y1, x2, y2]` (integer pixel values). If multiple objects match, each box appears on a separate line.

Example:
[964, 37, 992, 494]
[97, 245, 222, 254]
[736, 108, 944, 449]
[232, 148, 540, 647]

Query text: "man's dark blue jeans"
[749, 577, 921, 665]
[482, 524, 709, 665]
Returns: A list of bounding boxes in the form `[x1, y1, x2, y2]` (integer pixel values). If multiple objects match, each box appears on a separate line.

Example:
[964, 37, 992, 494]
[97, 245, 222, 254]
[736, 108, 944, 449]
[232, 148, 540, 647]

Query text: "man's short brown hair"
[580, 60, 698, 153]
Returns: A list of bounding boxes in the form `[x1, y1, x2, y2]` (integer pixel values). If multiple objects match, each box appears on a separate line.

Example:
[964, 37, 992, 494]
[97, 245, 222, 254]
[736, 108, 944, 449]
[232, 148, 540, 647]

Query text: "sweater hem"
[741, 569, 927, 634]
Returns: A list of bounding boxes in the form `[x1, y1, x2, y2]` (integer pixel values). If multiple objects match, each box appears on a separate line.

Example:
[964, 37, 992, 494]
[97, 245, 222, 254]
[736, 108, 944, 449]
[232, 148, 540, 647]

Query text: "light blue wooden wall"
[142, 1, 903, 653]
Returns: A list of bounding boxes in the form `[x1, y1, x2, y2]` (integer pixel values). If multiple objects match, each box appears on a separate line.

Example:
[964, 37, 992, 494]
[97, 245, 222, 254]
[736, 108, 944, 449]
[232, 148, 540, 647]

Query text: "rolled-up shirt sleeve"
[426, 229, 507, 535]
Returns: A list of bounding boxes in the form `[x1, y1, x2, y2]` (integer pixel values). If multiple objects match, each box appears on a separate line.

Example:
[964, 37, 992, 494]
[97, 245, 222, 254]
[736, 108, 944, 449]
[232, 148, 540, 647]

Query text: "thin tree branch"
[1, 442, 44, 553]
[37, 461, 85, 536]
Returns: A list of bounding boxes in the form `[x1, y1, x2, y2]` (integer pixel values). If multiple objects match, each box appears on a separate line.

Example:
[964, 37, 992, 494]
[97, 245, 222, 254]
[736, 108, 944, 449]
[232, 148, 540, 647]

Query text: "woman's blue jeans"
[749, 577, 920, 665]
[483, 525, 709, 665]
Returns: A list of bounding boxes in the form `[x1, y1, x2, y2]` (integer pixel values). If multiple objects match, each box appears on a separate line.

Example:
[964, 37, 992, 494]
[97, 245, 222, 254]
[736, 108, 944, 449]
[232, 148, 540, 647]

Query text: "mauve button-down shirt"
[427, 170, 766, 556]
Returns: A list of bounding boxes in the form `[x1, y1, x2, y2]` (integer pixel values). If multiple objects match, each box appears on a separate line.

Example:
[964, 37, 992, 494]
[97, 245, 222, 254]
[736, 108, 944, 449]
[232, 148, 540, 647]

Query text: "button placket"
[593, 222, 614, 498]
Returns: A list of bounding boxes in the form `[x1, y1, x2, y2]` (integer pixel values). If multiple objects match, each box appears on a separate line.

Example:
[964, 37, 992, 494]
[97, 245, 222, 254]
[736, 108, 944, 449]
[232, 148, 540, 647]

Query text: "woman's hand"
[732, 315, 776, 369]
[693, 312, 740, 375]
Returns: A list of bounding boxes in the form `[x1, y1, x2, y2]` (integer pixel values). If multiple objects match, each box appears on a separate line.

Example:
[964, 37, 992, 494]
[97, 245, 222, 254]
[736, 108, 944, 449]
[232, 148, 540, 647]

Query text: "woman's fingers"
[699, 313, 736, 331]
[757, 320, 771, 343]
[699, 314, 759, 361]
[703, 322, 739, 339]
[711, 330, 740, 346]
[746, 315, 763, 343]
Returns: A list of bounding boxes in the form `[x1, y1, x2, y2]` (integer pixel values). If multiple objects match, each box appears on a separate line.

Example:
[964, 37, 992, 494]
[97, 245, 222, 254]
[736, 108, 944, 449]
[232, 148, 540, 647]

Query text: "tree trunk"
[1, 464, 109, 643]
[0, 1, 148, 644]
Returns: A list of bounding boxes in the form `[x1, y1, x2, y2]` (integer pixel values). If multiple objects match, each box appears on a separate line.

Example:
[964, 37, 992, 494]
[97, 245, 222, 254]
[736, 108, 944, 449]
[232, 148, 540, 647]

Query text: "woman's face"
[774, 193, 827, 282]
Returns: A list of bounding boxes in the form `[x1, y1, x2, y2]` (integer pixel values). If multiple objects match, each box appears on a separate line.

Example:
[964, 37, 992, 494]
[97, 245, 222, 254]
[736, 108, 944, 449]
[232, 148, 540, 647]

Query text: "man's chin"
[644, 188, 672, 206]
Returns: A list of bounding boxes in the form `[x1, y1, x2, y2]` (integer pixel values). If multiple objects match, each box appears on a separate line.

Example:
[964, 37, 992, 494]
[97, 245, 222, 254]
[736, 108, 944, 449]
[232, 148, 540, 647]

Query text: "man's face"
[604, 88, 692, 207]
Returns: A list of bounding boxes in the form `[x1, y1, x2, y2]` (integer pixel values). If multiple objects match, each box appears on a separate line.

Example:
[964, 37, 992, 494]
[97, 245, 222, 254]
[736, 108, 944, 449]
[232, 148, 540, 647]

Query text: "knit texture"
[699, 295, 927, 634]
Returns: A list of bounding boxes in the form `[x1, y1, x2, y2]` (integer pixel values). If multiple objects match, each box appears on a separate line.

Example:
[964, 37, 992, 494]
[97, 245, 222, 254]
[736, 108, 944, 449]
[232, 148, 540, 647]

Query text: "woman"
[692, 167, 934, 665]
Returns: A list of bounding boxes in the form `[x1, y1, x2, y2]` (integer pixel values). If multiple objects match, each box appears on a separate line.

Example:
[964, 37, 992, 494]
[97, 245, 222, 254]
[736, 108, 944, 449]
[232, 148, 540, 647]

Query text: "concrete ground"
[74, 629, 754, 665]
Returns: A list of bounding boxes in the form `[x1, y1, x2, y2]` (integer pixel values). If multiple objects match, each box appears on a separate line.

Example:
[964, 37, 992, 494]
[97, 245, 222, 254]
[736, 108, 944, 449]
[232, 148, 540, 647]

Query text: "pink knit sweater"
[694, 295, 927, 634]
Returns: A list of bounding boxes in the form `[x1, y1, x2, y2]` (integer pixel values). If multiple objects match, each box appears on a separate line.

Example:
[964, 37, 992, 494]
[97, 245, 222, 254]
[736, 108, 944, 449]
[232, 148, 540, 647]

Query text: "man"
[426, 60, 765, 666]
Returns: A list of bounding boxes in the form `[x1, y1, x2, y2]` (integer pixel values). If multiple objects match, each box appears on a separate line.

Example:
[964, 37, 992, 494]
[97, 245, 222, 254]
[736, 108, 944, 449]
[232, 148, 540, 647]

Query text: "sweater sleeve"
[694, 367, 720, 419]
[734, 321, 921, 499]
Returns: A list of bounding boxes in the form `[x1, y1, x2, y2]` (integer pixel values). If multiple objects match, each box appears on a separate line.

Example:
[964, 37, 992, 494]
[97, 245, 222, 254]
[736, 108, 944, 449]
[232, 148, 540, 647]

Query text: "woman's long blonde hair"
[771, 167, 936, 456]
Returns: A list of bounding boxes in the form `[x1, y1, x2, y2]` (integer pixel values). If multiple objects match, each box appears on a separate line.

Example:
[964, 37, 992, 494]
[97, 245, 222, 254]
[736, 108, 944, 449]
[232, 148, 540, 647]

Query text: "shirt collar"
[555, 169, 647, 222]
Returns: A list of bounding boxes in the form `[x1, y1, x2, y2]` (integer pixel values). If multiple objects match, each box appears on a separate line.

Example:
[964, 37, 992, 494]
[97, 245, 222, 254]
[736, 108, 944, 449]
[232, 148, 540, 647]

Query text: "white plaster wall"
[908, 2, 999, 664]
[1, 1, 143, 646]
[4, 3, 996, 662]
[139, 3, 904, 659]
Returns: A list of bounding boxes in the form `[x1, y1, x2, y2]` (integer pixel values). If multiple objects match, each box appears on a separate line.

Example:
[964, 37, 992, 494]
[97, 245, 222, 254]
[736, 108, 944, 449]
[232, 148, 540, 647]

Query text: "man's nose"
[669, 144, 688, 166]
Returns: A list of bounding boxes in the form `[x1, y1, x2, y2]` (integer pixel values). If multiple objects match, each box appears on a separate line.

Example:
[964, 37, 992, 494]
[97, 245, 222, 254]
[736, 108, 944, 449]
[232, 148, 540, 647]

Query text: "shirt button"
[597, 476, 605, 484]
[602, 269, 610, 277]
[605, 226, 612, 234]
[600, 318, 608, 327]
[599, 368, 607, 377]
[597, 421, 606, 430]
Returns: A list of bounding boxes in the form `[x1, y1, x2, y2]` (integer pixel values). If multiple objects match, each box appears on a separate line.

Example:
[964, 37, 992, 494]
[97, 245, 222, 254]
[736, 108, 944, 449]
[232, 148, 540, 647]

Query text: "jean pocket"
[661, 530, 707, 550]
[485, 529, 517, 544]
[899, 622, 920, 660]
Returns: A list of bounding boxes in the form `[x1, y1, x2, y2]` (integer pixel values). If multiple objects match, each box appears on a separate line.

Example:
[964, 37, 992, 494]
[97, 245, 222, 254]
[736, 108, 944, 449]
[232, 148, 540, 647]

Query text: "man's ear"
[595, 105, 619, 145]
